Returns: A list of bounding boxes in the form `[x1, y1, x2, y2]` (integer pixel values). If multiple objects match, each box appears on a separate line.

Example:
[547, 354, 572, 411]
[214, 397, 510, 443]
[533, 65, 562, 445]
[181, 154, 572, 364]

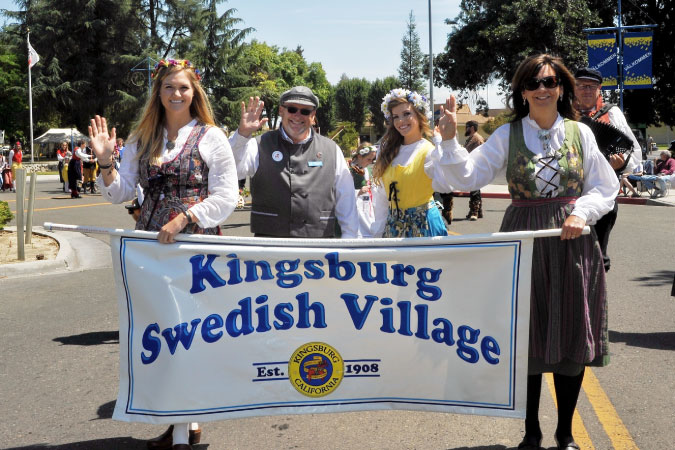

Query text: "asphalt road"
[1, 180, 673, 450]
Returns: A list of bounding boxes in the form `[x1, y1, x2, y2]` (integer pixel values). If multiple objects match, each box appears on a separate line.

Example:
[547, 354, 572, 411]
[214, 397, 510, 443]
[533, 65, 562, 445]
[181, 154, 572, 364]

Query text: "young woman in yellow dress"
[370, 89, 452, 237]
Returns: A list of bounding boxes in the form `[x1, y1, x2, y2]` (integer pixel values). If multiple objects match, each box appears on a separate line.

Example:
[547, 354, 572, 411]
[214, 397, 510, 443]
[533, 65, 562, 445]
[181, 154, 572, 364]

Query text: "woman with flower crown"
[350, 142, 377, 237]
[370, 88, 453, 237]
[88, 59, 261, 450]
[435, 54, 618, 450]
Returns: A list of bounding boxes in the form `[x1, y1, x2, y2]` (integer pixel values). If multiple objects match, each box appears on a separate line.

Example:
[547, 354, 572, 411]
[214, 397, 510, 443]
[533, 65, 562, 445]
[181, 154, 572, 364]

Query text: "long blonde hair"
[128, 63, 216, 163]
[372, 97, 432, 182]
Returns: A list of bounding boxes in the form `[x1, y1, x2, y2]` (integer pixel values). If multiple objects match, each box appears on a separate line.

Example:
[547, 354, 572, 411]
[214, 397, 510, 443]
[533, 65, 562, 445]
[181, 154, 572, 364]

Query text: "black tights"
[524, 369, 585, 441]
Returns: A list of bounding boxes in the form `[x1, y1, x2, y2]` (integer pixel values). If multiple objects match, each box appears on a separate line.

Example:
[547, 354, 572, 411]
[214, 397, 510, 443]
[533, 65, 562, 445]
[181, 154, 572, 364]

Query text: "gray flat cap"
[280, 86, 319, 108]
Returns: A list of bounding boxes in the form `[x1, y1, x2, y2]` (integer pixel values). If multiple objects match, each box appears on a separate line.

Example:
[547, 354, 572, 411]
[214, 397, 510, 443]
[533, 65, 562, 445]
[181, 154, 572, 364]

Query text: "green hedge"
[0, 201, 13, 230]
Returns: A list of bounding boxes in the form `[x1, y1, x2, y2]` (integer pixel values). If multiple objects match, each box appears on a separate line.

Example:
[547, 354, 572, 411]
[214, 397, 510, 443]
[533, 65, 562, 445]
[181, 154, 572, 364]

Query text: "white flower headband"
[381, 88, 430, 121]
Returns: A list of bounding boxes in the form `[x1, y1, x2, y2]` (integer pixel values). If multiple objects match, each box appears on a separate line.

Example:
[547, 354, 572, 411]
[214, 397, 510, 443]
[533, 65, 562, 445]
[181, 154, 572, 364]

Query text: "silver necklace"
[166, 140, 176, 150]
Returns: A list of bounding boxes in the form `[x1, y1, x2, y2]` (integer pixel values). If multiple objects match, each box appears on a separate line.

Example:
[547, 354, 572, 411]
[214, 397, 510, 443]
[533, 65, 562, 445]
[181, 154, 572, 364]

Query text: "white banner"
[109, 232, 533, 424]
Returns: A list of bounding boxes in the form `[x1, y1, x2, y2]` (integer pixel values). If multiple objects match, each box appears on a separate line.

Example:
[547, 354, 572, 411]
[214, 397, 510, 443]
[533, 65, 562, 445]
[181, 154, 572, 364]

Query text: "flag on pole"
[28, 37, 39, 68]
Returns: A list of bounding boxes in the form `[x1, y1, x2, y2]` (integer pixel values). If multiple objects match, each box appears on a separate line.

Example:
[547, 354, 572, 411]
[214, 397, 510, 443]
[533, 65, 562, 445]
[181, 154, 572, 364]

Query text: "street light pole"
[428, 0, 434, 114]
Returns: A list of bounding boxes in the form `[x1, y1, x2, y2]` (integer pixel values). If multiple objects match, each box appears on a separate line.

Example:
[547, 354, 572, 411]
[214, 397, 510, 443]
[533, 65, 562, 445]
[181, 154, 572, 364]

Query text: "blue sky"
[1, 0, 506, 108]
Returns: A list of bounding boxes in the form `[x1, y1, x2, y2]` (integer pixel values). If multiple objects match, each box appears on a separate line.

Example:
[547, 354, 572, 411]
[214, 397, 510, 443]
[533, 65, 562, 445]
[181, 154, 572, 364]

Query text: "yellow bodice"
[381, 140, 435, 210]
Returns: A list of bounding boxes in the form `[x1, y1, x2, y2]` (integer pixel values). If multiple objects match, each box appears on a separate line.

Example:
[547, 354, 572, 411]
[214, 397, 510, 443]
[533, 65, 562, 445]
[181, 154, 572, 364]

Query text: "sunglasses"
[283, 105, 314, 116]
[524, 76, 560, 91]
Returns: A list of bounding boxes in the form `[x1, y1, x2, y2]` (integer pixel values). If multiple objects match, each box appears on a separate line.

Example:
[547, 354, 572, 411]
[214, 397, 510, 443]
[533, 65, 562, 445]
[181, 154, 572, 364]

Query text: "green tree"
[188, 0, 253, 125]
[329, 121, 359, 156]
[306, 62, 335, 133]
[2, 0, 149, 139]
[221, 41, 333, 133]
[482, 112, 509, 135]
[367, 76, 399, 135]
[334, 75, 370, 132]
[0, 43, 28, 142]
[434, 0, 603, 106]
[398, 10, 426, 93]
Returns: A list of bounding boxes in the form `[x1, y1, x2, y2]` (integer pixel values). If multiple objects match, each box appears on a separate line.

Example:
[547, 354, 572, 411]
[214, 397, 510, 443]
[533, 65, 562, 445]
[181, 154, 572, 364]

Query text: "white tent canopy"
[34, 128, 89, 159]
[34, 128, 88, 144]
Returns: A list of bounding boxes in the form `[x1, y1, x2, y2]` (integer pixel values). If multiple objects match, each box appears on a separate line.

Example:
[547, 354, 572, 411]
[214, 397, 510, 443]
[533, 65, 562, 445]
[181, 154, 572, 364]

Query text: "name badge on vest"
[308, 160, 323, 167]
[272, 150, 283, 162]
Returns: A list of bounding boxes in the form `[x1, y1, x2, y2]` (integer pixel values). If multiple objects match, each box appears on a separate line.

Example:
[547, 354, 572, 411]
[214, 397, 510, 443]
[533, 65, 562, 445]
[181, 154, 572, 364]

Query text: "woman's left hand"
[157, 213, 188, 244]
[436, 95, 458, 141]
[560, 215, 586, 240]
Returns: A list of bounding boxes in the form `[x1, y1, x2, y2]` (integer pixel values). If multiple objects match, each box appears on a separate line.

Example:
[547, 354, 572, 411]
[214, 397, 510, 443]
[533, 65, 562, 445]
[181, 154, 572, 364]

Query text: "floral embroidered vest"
[137, 124, 219, 234]
[506, 119, 584, 200]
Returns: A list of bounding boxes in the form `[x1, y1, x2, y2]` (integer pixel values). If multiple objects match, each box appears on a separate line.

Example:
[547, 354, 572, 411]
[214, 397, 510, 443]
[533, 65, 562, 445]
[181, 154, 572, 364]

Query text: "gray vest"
[251, 129, 337, 237]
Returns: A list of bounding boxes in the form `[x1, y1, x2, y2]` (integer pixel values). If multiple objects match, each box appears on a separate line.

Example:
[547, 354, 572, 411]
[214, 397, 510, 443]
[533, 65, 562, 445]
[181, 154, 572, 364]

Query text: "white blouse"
[370, 138, 456, 237]
[98, 119, 240, 229]
[435, 114, 619, 225]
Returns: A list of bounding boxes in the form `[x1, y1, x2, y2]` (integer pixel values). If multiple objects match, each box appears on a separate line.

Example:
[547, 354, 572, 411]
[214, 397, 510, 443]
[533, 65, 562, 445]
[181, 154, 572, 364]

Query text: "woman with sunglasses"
[435, 54, 618, 450]
[350, 142, 377, 237]
[370, 89, 452, 238]
[88, 59, 252, 450]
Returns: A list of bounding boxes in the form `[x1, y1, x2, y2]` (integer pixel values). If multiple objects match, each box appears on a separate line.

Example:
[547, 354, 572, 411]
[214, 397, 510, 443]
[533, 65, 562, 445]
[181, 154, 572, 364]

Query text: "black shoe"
[554, 435, 580, 449]
[517, 434, 543, 449]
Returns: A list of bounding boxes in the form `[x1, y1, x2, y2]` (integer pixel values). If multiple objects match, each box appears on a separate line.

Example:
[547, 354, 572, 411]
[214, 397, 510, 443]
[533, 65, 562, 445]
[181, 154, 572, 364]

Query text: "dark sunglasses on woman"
[283, 105, 314, 116]
[524, 76, 560, 91]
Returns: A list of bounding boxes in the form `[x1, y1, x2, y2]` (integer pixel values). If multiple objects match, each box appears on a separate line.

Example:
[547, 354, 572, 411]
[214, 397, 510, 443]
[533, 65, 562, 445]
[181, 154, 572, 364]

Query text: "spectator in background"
[464, 120, 485, 221]
[68, 140, 85, 198]
[81, 142, 98, 194]
[116, 138, 125, 161]
[8, 141, 22, 192]
[574, 67, 641, 272]
[56, 142, 69, 192]
[349, 142, 377, 237]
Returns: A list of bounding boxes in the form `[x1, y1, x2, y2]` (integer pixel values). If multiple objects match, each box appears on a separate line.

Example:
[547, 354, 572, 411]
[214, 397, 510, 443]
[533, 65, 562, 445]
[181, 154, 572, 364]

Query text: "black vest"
[251, 130, 337, 237]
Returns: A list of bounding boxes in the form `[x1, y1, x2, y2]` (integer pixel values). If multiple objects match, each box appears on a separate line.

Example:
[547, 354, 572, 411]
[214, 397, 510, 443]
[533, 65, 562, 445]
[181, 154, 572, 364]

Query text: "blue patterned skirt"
[383, 200, 448, 238]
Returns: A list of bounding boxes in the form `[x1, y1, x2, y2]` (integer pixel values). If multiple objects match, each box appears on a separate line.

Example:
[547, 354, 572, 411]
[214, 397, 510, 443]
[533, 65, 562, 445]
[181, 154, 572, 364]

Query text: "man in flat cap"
[574, 67, 641, 272]
[231, 86, 358, 238]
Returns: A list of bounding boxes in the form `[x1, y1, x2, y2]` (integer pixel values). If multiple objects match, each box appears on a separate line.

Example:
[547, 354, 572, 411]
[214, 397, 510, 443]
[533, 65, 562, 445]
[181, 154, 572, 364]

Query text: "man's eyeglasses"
[524, 76, 560, 91]
[283, 105, 314, 116]
[576, 83, 600, 91]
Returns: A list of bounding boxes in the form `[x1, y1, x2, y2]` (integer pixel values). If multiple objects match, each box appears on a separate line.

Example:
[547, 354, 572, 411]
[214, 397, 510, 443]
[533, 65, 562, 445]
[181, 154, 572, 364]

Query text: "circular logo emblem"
[272, 150, 283, 162]
[288, 342, 344, 398]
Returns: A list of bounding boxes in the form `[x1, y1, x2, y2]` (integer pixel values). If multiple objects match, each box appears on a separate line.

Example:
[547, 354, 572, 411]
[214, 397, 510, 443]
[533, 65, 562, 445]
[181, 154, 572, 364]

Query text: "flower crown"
[151, 59, 202, 82]
[357, 145, 376, 156]
[381, 88, 430, 121]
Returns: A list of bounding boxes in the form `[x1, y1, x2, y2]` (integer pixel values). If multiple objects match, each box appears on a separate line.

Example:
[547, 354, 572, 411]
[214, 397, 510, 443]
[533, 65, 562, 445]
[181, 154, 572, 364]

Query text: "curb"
[0, 226, 111, 279]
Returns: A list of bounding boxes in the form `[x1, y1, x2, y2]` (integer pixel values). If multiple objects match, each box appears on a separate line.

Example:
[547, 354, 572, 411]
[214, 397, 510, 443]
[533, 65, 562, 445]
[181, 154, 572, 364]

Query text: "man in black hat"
[231, 86, 358, 238]
[574, 67, 641, 272]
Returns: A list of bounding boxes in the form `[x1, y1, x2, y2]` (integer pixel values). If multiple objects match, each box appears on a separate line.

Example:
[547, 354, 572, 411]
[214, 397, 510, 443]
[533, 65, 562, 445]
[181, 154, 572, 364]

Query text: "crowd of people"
[78, 50, 674, 450]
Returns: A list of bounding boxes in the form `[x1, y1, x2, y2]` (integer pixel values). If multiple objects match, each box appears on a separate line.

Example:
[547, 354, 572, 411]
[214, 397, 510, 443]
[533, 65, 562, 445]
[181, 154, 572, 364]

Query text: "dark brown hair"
[507, 54, 579, 122]
[372, 97, 432, 182]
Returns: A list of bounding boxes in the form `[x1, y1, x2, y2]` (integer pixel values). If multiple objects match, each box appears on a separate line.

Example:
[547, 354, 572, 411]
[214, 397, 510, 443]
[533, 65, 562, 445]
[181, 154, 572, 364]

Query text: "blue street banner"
[623, 32, 653, 90]
[587, 34, 618, 89]
[104, 232, 535, 424]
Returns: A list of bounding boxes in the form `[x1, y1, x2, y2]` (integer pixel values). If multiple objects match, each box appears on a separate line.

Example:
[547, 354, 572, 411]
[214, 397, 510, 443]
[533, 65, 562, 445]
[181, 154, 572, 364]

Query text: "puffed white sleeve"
[97, 140, 141, 204]
[370, 179, 388, 238]
[229, 130, 258, 179]
[189, 128, 239, 228]
[333, 143, 359, 238]
[431, 125, 511, 191]
[570, 122, 619, 225]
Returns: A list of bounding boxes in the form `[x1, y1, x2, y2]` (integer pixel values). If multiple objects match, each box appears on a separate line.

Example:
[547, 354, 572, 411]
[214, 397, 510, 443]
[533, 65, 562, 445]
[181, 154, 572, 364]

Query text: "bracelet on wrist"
[183, 210, 193, 224]
[99, 159, 114, 170]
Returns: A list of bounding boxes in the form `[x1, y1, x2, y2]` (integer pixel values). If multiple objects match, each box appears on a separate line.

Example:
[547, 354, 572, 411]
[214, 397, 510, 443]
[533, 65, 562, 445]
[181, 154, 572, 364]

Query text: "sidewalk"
[454, 178, 675, 207]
